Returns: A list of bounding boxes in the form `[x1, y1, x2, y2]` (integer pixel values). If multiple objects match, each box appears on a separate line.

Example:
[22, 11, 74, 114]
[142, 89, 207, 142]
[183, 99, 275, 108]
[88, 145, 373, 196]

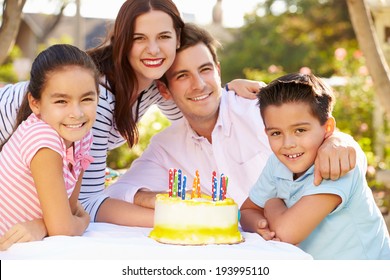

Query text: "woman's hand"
[0, 219, 47, 251]
[227, 79, 266, 100]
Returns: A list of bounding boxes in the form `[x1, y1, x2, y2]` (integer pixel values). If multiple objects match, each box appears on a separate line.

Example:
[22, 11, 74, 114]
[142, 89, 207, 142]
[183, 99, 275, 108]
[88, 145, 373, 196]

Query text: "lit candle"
[182, 175, 187, 200]
[173, 169, 178, 197]
[222, 175, 227, 200]
[168, 168, 174, 197]
[219, 173, 224, 201]
[211, 171, 217, 201]
[177, 169, 182, 198]
[191, 176, 197, 199]
[196, 170, 201, 198]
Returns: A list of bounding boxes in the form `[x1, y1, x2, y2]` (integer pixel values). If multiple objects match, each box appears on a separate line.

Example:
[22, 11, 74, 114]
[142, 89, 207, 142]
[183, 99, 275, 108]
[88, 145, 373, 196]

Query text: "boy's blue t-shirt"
[249, 154, 390, 259]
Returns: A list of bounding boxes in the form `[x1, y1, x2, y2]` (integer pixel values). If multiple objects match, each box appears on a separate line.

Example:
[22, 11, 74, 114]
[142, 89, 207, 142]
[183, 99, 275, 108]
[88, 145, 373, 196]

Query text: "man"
[106, 23, 359, 218]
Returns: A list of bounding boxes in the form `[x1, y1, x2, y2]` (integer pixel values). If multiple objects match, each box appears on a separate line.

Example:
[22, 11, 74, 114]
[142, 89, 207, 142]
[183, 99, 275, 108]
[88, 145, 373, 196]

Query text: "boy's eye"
[296, 128, 306, 134]
[82, 97, 95, 102]
[270, 131, 280, 136]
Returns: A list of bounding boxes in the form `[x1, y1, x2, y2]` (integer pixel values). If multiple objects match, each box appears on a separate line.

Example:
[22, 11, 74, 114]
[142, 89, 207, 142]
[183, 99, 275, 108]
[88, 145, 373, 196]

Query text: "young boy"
[240, 73, 390, 259]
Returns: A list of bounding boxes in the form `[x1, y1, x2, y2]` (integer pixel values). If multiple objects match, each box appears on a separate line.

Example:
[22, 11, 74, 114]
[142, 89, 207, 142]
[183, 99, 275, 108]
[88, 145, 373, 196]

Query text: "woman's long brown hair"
[87, 0, 184, 147]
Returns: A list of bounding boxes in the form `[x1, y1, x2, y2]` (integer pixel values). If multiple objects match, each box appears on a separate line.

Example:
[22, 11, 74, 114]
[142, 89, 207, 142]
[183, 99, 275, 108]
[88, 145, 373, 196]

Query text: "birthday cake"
[149, 170, 244, 245]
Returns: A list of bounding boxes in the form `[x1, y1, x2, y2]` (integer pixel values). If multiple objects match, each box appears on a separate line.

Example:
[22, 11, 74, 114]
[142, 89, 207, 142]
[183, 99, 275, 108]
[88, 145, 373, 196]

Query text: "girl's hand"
[0, 219, 47, 251]
[227, 79, 266, 100]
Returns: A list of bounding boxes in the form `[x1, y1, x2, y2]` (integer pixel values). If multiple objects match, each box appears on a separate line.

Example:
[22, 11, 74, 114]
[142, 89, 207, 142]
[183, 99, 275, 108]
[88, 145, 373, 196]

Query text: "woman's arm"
[0, 219, 47, 251]
[31, 148, 89, 236]
[226, 79, 266, 99]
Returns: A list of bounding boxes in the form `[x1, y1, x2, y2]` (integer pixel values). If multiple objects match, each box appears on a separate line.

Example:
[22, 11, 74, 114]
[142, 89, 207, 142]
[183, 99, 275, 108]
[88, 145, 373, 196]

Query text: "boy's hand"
[255, 218, 278, 241]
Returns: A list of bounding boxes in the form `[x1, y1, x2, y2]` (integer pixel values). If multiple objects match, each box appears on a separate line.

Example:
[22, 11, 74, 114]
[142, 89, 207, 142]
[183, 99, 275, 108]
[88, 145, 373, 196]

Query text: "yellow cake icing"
[149, 194, 244, 245]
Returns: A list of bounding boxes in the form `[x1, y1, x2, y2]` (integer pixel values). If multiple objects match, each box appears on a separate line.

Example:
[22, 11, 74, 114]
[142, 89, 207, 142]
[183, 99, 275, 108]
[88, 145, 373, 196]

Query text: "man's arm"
[314, 131, 364, 185]
[106, 142, 169, 207]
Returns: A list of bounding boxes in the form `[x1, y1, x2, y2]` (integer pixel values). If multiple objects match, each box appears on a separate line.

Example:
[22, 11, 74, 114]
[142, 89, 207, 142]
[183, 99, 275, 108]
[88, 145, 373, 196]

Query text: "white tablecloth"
[0, 222, 312, 260]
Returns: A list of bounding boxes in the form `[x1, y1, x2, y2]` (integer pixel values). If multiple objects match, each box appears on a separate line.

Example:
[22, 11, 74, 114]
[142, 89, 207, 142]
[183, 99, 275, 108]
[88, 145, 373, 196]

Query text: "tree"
[0, 0, 70, 65]
[220, 0, 357, 83]
[0, 0, 27, 65]
[346, 0, 390, 119]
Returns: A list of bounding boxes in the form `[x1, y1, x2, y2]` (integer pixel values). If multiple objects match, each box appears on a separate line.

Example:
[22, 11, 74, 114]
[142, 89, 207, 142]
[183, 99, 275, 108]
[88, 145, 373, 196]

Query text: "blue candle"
[219, 173, 224, 201]
[177, 169, 182, 197]
[182, 175, 187, 200]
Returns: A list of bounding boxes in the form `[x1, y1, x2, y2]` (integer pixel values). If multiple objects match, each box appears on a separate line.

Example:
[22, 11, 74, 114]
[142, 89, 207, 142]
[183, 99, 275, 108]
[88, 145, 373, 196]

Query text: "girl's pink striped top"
[0, 113, 93, 235]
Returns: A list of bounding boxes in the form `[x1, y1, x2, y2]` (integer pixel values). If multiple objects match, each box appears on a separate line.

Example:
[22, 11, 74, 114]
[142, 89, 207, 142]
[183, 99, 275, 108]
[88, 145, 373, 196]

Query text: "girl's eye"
[54, 100, 66, 104]
[296, 128, 306, 134]
[270, 131, 280, 136]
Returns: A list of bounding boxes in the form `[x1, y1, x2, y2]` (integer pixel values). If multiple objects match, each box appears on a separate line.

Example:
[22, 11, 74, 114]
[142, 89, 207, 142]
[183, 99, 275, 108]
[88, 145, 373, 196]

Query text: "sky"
[23, 0, 263, 28]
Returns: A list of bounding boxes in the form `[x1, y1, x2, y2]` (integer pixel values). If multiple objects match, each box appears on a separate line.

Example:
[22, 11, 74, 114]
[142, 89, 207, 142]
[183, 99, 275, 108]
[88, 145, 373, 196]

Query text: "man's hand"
[133, 189, 161, 209]
[314, 134, 356, 185]
[0, 219, 47, 251]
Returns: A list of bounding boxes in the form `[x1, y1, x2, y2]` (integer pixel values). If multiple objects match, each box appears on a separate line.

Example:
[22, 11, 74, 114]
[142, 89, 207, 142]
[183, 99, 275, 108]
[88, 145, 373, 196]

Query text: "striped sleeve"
[137, 82, 183, 122]
[0, 82, 29, 143]
[19, 121, 64, 166]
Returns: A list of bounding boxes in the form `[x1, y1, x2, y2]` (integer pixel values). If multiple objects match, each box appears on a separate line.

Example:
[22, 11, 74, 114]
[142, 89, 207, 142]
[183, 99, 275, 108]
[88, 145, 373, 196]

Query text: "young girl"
[0, 44, 100, 250]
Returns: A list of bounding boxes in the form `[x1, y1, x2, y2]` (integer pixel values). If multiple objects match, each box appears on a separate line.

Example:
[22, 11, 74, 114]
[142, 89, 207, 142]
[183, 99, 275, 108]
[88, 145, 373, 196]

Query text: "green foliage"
[220, 0, 357, 84]
[107, 105, 171, 169]
[0, 46, 21, 83]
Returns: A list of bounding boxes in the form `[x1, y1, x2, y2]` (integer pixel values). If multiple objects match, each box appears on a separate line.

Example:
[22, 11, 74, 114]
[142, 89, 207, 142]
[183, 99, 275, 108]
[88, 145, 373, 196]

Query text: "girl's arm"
[264, 194, 341, 245]
[31, 148, 89, 236]
[69, 171, 84, 214]
[240, 197, 277, 241]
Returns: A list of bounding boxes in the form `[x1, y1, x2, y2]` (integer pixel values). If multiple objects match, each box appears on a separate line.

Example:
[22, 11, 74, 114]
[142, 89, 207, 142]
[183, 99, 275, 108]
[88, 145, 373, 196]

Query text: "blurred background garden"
[1, 0, 390, 222]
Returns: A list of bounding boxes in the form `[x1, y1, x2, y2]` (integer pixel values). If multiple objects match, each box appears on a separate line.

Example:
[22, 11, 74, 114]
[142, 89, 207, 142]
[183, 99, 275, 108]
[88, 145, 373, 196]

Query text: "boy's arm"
[264, 194, 341, 244]
[240, 197, 277, 241]
[314, 131, 361, 185]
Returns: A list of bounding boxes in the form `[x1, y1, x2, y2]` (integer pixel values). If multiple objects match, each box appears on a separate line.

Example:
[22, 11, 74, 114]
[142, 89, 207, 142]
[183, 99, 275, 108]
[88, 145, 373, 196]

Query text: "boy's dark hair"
[160, 23, 221, 86]
[257, 73, 335, 125]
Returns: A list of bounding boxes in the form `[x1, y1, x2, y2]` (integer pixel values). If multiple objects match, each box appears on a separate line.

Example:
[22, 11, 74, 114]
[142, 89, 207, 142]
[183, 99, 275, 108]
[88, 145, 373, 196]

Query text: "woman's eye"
[133, 36, 144, 41]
